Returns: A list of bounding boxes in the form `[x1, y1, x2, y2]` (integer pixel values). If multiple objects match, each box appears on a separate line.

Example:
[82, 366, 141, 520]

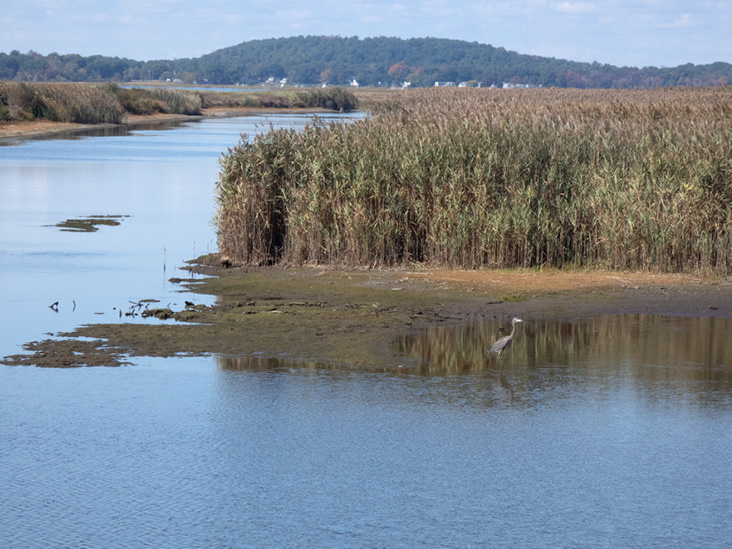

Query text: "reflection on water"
[221, 355, 335, 372]
[0, 118, 193, 147]
[217, 315, 732, 410]
[3, 318, 732, 547]
[395, 314, 731, 370]
[396, 314, 732, 408]
[394, 314, 731, 405]
[218, 355, 521, 409]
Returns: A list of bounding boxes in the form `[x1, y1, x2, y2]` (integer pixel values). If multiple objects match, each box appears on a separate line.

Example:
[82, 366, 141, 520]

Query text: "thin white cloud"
[472, 1, 548, 17]
[664, 13, 693, 28]
[272, 9, 313, 22]
[552, 1, 596, 14]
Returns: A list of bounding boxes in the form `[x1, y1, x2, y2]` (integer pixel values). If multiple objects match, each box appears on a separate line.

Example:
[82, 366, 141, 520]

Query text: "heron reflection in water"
[487, 317, 523, 359]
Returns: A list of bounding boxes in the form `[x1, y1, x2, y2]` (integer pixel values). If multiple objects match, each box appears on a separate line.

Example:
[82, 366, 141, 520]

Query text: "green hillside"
[1, 36, 730, 88]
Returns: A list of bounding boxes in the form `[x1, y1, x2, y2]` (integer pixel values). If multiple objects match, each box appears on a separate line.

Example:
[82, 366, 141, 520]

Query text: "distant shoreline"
[0, 82, 362, 144]
[0, 106, 345, 143]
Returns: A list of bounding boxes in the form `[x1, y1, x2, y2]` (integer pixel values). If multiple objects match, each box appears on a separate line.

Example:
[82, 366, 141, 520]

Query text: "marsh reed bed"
[198, 87, 358, 112]
[0, 82, 357, 123]
[216, 87, 732, 274]
[0, 82, 201, 123]
[0, 82, 125, 123]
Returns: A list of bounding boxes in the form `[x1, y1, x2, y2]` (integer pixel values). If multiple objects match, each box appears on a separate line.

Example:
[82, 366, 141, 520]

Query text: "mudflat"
[0, 113, 198, 143]
[0, 107, 336, 143]
[3, 255, 731, 368]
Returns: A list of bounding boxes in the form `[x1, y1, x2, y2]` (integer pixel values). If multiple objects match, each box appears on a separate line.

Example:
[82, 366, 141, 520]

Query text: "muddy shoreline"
[3, 111, 731, 369]
[0, 106, 337, 144]
[3, 254, 731, 368]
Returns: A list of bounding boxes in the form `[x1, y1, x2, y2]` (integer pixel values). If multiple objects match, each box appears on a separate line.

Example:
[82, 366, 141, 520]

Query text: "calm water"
[1, 117, 731, 548]
[0, 113, 361, 358]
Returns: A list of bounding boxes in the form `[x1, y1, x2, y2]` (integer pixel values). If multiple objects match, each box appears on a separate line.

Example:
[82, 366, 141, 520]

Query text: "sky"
[1, 0, 730, 68]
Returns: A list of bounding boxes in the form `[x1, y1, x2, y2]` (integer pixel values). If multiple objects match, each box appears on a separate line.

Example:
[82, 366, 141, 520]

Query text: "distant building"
[434, 81, 456, 87]
[502, 82, 540, 89]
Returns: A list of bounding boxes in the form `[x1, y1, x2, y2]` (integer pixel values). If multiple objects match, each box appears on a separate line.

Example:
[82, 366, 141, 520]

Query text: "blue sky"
[1, 0, 730, 68]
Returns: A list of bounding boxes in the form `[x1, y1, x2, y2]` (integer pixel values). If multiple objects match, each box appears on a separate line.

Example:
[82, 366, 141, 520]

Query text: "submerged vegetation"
[0, 82, 358, 124]
[217, 86, 732, 275]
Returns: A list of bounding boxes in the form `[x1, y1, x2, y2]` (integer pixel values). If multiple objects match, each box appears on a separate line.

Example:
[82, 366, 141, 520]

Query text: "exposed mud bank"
[0, 113, 198, 143]
[3, 255, 731, 368]
[0, 107, 344, 144]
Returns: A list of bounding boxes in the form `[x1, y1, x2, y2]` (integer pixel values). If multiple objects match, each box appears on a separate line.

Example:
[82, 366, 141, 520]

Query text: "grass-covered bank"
[216, 86, 732, 275]
[0, 82, 358, 124]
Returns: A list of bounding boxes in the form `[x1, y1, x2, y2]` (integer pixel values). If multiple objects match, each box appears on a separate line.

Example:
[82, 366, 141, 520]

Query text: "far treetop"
[1, 35, 730, 89]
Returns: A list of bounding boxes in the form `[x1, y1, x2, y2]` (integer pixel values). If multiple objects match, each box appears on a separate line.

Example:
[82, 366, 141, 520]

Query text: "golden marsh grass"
[216, 87, 732, 274]
[0, 82, 357, 123]
[0, 82, 124, 124]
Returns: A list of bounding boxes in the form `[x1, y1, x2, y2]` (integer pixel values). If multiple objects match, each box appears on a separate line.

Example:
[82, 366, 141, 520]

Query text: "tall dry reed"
[217, 86, 732, 274]
[199, 87, 358, 111]
[107, 84, 202, 115]
[0, 83, 358, 124]
[0, 82, 124, 124]
[0, 82, 207, 123]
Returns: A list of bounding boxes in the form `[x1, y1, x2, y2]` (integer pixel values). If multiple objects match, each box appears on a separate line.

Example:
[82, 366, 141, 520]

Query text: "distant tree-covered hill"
[1, 36, 730, 88]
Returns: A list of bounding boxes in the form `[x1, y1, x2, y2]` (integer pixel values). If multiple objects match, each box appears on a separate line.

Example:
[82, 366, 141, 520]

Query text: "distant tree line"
[1, 36, 730, 88]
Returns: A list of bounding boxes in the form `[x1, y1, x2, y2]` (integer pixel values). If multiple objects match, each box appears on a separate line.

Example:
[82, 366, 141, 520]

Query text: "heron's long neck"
[509, 322, 517, 339]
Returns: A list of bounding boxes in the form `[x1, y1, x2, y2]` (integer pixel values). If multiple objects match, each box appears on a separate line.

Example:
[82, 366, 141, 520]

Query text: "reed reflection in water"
[217, 315, 731, 410]
[391, 314, 732, 405]
[217, 355, 521, 416]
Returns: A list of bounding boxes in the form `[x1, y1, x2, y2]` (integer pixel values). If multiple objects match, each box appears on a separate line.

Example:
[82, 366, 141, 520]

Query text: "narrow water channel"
[0, 113, 361, 357]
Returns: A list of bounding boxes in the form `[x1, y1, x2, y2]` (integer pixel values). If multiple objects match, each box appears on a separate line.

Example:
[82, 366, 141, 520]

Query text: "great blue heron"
[487, 317, 523, 358]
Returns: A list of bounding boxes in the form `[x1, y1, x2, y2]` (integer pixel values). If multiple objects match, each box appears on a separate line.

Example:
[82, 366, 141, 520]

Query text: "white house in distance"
[502, 82, 540, 89]
[264, 76, 287, 87]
